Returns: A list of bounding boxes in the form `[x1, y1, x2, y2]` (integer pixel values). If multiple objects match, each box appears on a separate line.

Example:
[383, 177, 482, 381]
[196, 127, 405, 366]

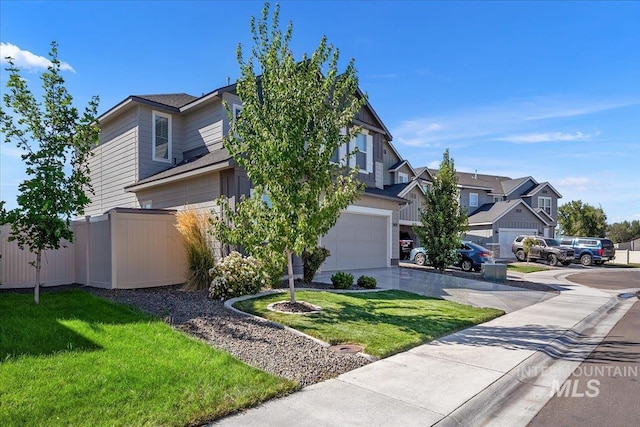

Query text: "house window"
[330, 127, 347, 165]
[232, 104, 242, 120]
[539, 196, 552, 215]
[142, 200, 152, 209]
[152, 111, 171, 162]
[469, 193, 478, 207]
[349, 130, 373, 174]
[493, 196, 503, 203]
[398, 172, 408, 183]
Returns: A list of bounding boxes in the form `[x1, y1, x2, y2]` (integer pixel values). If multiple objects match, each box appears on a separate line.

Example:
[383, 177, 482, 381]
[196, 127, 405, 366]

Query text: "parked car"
[511, 235, 575, 266]
[558, 236, 615, 266]
[409, 241, 494, 272]
[399, 237, 414, 260]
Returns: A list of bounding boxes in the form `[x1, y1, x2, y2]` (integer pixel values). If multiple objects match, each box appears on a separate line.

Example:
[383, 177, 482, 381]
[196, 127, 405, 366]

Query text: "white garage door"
[321, 212, 389, 271]
[499, 228, 538, 259]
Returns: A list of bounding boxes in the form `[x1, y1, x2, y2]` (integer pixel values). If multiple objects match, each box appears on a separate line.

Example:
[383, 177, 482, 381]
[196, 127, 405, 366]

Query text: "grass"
[507, 263, 551, 273]
[233, 290, 503, 358]
[0, 290, 296, 427]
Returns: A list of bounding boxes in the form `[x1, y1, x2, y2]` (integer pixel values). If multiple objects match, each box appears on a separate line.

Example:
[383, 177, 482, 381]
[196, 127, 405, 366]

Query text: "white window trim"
[232, 103, 242, 119]
[469, 192, 479, 207]
[539, 196, 552, 215]
[398, 172, 409, 184]
[152, 110, 172, 163]
[142, 200, 152, 209]
[348, 129, 373, 174]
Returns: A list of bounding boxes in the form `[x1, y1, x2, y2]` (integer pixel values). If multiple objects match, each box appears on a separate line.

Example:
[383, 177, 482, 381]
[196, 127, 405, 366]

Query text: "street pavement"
[528, 272, 640, 427]
[213, 267, 637, 426]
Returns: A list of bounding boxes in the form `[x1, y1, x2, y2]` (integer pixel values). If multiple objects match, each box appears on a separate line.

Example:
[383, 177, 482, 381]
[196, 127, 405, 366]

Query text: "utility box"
[481, 263, 507, 283]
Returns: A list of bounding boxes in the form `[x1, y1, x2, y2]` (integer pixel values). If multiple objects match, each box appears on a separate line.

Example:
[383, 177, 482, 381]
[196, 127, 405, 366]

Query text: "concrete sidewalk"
[213, 269, 629, 427]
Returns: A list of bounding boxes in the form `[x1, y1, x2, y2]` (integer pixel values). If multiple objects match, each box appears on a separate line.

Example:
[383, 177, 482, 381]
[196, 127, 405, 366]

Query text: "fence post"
[85, 215, 91, 287]
[110, 210, 118, 289]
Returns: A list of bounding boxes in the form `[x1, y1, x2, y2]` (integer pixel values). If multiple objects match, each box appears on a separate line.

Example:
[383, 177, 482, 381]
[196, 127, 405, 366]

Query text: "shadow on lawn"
[264, 290, 503, 357]
[0, 289, 152, 360]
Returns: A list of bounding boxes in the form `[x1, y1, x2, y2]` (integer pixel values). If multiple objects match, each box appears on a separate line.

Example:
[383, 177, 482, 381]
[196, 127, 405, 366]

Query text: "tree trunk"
[34, 249, 41, 305]
[286, 249, 296, 303]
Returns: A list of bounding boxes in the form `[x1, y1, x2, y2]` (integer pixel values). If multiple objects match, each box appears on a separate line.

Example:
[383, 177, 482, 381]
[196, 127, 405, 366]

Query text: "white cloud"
[497, 131, 597, 144]
[0, 146, 27, 159]
[556, 176, 591, 192]
[0, 42, 75, 73]
[392, 96, 638, 148]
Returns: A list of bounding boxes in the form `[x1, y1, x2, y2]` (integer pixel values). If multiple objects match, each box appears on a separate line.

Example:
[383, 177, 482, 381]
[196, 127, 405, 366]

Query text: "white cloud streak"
[497, 131, 598, 144]
[0, 42, 75, 73]
[393, 96, 638, 148]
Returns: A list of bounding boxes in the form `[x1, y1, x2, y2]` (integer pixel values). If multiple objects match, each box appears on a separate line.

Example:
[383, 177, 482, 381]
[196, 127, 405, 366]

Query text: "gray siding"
[382, 141, 401, 186]
[85, 108, 139, 216]
[137, 106, 184, 180]
[135, 172, 222, 211]
[528, 185, 558, 218]
[183, 101, 225, 153]
[494, 208, 544, 235]
[459, 188, 492, 214]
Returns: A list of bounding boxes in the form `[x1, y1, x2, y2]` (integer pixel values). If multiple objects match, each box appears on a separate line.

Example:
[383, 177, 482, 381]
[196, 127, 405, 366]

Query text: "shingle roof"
[364, 184, 409, 202]
[468, 200, 523, 224]
[135, 93, 199, 108]
[500, 176, 534, 195]
[125, 150, 232, 189]
[388, 160, 407, 171]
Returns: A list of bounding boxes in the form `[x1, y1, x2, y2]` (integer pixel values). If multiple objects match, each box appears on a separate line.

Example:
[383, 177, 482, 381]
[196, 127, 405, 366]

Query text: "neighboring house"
[417, 169, 562, 259]
[86, 83, 421, 271]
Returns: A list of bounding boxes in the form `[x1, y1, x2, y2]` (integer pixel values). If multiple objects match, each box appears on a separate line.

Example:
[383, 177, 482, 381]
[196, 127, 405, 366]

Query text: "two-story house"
[86, 83, 424, 271]
[417, 169, 561, 258]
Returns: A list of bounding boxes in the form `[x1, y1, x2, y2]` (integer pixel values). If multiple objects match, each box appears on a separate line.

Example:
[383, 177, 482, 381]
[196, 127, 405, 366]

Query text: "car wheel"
[461, 259, 473, 272]
[561, 261, 572, 266]
[414, 253, 426, 266]
[548, 254, 558, 267]
[515, 250, 526, 262]
[580, 254, 593, 266]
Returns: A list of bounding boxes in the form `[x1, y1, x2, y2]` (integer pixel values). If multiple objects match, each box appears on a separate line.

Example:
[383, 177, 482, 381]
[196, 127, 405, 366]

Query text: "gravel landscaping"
[87, 286, 369, 388]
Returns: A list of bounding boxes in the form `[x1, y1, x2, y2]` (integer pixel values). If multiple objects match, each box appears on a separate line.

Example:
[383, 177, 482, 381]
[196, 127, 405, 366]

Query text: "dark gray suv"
[512, 235, 575, 266]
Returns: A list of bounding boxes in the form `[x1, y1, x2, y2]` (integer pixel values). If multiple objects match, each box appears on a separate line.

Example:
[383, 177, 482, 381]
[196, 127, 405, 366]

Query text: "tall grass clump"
[175, 208, 215, 290]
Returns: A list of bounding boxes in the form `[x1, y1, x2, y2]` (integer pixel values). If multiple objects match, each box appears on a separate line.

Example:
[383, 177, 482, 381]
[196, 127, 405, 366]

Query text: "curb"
[433, 292, 620, 427]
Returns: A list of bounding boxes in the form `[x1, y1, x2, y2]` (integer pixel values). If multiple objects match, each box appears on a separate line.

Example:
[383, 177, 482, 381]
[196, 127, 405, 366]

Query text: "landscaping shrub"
[357, 275, 377, 289]
[175, 209, 216, 290]
[302, 247, 331, 283]
[331, 271, 354, 289]
[209, 251, 267, 300]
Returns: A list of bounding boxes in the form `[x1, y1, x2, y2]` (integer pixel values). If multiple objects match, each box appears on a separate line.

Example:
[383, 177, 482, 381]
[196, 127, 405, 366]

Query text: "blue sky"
[1, 1, 639, 222]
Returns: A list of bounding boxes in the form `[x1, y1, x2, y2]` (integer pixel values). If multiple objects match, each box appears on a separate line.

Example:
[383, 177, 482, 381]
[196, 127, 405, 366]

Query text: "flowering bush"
[209, 251, 267, 300]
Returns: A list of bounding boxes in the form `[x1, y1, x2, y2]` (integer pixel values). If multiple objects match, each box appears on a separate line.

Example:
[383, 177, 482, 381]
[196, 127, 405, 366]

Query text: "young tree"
[212, 3, 364, 303]
[0, 42, 100, 304]
[413, 149, 468, 272]
[558, 200, 607, 237]
[522, 237, 539, 263]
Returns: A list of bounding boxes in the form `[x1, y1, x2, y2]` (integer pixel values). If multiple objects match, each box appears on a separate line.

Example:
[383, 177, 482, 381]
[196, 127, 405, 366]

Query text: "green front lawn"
[234, 290, 503, 358]
[0, 290, 296, 427]
[507, 264, 551, 274]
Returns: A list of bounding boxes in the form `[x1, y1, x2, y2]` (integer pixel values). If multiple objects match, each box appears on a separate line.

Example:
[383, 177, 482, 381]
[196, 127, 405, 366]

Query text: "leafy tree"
[557, 200, 607, 238]
[413, 149, 468, 272]
[522, 237, 539, 263]
[607, 220, 640, 243]
[211, 3, 364, 303]
[0, 42, 99, 304]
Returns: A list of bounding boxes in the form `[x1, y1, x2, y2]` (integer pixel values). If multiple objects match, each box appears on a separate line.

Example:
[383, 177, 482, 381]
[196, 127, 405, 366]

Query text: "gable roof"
[135, 93, 198, 108]
[467, 199, 549, 226]
[414, 167, 435, 182]
[501, 176, 538, 196]
[535, 208, 555, 223]
[524, 182, 563, 198]
[363, 185, 408, 203]
[397, 179, 426, 198]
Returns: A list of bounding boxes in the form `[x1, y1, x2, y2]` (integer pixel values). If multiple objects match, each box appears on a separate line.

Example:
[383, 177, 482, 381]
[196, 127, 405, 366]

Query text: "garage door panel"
[321, 212, 388, 271]
[498, 228, 537, 259]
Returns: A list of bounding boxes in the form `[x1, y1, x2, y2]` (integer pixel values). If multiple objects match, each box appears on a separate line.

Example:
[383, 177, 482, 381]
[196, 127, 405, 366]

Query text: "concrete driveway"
[314, 266, 555, 313]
